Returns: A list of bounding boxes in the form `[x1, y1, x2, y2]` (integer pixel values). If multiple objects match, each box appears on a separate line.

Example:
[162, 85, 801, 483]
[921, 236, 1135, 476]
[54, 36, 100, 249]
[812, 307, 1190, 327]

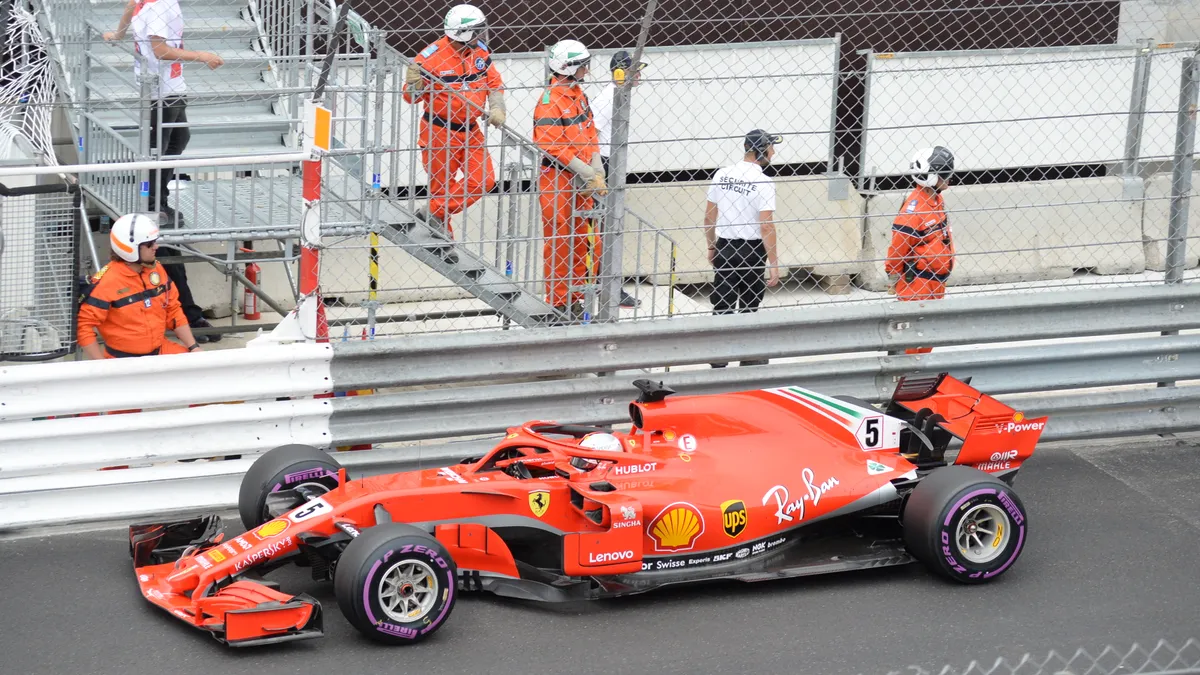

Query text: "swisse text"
[613, 462, 657, 476]
[589, 550, 635, 564]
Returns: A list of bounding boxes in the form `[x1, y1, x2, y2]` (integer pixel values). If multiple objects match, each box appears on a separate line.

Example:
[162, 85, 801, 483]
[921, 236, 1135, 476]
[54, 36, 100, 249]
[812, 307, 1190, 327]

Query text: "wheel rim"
[378, 559, 439, 623]
[955, 503, 1011, 564]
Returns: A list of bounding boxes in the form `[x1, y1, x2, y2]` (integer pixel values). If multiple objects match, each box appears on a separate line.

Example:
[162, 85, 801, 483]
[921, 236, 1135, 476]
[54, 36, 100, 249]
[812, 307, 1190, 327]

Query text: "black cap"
[744, 129, 783, 154]
[610, 50, 648, 72]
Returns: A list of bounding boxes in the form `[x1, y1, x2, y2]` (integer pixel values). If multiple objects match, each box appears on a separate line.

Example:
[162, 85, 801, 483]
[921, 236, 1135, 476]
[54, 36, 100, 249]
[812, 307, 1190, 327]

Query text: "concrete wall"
[1143, 171, 1200, 272]
[624, 176, 866, 285]
[860, 176, 1146, 291]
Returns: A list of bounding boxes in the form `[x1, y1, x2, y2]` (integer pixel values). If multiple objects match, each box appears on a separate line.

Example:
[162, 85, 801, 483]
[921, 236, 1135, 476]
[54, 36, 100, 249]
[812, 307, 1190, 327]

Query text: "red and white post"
[248, 100, 333, 346]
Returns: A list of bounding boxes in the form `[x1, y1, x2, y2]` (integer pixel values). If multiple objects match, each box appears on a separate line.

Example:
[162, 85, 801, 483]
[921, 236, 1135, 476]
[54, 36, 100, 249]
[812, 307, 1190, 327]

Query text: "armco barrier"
[327, 333, 1200, 445]
[4, 285, 1200, 533]
[329, 285, 1200, 388]
[0, 342, 334, 421]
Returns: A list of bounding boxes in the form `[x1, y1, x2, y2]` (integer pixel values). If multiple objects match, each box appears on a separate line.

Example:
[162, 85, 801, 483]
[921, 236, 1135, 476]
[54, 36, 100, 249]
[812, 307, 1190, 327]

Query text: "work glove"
[487, 91, 506, 128]
[585, 173, 608, 198]
[405, 63, 423, 88]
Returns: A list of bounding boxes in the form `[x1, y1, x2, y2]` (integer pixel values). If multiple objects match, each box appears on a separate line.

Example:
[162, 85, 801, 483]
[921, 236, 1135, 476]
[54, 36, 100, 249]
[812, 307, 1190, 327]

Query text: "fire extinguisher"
[241, 246, 261, 320]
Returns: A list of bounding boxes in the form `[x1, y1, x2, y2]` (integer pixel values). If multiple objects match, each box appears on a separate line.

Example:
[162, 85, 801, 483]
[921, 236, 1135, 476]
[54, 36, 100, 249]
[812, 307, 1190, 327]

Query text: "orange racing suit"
[404, 36, 503, 232]
[77, 261, 191, 357]
[533, 75, 602, 310]
[886, 186, 956, 354]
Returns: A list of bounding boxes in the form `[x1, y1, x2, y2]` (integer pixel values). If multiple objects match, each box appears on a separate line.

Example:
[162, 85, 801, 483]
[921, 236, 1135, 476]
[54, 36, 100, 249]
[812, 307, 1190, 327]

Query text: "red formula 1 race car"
[127, 373, 1047, 647]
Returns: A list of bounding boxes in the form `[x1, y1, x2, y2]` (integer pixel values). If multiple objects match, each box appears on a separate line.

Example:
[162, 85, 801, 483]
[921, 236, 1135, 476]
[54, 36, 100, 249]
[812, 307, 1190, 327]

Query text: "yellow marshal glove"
[586, 173, 608, 198]
[405, 63, 423, 87]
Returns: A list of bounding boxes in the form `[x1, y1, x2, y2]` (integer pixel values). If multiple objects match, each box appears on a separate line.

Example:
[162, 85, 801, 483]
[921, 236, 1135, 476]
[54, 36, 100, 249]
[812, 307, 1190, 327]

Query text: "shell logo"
[1013, 412, 1025, 423]
[255, 519, 288, 539]
[648, 502, 705, 552]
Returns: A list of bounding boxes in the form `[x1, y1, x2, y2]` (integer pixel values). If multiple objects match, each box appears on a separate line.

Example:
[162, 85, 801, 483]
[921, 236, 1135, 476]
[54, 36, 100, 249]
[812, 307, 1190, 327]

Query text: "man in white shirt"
[589, 50, 648, 309]
[105, 0, 223, 223]
[703, 129, 782, 367]
[104, 0, 225, 341]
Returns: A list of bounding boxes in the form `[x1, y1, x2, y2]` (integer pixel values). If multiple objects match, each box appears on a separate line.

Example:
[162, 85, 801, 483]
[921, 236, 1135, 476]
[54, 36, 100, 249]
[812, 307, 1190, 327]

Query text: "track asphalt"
[3, 438, 1199, 675]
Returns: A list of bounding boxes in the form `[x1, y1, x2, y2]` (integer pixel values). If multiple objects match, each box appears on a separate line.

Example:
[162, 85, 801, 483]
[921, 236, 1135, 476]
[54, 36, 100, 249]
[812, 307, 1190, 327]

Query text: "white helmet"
[109, 213, 160, 262]
[580, 432, 623, 452]
[910, 146, 955, 188]
[444, 4, 486, 43]
[548, 40, 591, 77]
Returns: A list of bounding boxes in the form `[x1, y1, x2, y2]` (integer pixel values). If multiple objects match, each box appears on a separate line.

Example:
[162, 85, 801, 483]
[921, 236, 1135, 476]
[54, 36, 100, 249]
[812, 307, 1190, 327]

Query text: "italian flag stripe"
[770, 388, 853, 428]
[786, 387, 863, 421]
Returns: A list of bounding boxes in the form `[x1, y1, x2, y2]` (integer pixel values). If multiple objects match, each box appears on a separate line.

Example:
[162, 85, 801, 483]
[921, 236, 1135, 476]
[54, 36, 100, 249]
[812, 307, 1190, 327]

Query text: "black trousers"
[156, 246, 205, 325]
[148, 96, 190, 211]
[711, 237, 766, 315]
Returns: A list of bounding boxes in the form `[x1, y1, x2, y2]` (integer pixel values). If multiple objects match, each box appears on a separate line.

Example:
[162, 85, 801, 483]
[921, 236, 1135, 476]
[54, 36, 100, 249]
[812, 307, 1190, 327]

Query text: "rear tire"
[902, 465, 1029, 584]
[334, 524, 458, 645]
[238, 444, 345, 530]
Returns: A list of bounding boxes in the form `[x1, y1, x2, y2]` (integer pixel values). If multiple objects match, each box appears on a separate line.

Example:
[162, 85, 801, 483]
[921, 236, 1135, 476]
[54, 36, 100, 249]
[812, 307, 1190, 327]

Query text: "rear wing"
[884, 373, 1047, 477]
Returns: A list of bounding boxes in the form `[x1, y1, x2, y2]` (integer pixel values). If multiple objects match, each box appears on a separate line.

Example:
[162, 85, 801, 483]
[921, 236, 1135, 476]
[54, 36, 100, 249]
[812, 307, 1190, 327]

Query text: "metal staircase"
[81, 0, 294, 158]
[29, 0, 658, 329]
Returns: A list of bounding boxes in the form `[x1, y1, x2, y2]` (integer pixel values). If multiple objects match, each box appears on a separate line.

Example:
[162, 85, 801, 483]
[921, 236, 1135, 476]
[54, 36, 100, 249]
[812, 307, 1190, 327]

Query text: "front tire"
[902, 465, 1029, 583]
[238, 444, 345, 530]
[334, 524, 458, 645]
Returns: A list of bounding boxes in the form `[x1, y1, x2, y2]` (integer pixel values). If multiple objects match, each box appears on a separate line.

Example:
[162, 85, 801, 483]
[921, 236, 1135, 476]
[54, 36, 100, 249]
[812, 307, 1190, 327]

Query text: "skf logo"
[720, 499, 747, 538]
[528, 489, 550, 518]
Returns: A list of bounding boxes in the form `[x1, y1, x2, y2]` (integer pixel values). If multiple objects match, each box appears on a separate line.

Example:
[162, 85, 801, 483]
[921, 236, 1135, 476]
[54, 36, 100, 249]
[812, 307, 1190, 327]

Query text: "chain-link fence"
[8, 0, 1200, 338]
[875, 638, 1200, 675]
[0, 181, 80, 361]
[319, 0, 1200, 336]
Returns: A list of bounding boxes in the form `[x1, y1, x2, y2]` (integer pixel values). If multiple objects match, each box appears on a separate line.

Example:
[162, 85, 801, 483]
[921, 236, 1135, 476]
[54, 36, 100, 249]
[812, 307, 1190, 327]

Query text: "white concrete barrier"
[624, 177, 866, 286]
[1142, 171, 1200, 272]
[860, 176, 1145, 292]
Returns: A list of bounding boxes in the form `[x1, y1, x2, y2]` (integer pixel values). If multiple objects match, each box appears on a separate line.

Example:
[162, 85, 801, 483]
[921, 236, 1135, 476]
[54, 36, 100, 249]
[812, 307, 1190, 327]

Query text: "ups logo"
[721, 499, 747, 538]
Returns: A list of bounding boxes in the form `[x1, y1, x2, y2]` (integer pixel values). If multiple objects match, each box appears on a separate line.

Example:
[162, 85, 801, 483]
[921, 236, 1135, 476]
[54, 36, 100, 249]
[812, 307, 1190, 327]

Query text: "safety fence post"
[597, 0, 659, 324]
[1121, 39, 1154, 199]
[1158, 53, 1198, 389]
[1164, 54, 1198, 285]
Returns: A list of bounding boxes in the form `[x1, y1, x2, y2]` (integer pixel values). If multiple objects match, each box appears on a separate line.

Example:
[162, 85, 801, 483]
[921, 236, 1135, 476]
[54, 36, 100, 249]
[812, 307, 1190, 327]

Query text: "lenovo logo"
[588, 550, 634, 564]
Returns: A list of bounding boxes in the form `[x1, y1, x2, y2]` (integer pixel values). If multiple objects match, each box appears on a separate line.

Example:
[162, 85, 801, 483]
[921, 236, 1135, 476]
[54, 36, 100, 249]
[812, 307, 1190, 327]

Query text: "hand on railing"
[583, 173, 608, 199]
[199, 52, 225, 70]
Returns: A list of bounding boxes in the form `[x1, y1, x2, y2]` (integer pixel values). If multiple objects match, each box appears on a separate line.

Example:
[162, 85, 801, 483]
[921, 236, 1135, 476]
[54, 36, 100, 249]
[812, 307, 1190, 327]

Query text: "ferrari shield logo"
[528, 489, 550, 518]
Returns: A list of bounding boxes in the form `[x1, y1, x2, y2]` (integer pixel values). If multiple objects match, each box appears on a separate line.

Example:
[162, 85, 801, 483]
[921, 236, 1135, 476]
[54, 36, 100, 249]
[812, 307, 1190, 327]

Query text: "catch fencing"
[308, 0, 1200, 335]
[874, 637, 1200, 675]
[0, 180, 82, 361]
[3, 0, 1200, 342]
